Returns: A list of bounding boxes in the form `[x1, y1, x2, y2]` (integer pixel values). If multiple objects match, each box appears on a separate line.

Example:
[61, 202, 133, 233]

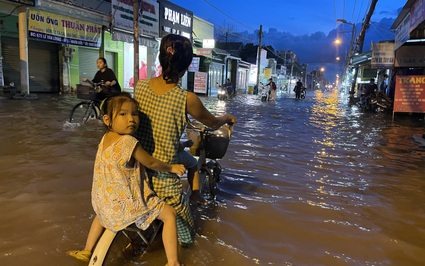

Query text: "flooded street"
[1, 90, 425, 266]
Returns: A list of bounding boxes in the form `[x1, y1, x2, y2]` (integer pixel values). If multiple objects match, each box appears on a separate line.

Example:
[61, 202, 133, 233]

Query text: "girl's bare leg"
[157, 204, 182, 266]
[84, 215, 104, 251]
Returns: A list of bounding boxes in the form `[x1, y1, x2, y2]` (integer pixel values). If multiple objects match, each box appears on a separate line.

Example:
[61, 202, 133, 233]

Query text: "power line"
[202, 0, 256, 31]
[94, 0, 106, 10]
[355, 0, 366, 23]
[214, 25, 258, 43]
[369, 22, 395, 40]
[351, 0, 357, 22]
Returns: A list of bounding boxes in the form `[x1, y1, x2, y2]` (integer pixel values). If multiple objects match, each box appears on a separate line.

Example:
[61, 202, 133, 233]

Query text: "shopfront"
[237, 61, 250, 93]
[0, 4, 61, 92]
[0, 3, 110, 93]
[209, 62, 225, 89]
[391, 0, 425, 110]
[111, 0, 160, 89]
[2, 37, 60, 92]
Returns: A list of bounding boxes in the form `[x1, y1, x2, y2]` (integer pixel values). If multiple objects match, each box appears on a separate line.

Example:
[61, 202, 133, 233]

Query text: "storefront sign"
[371, 42, 394, 68]
[360, 66, 377, 81]
[111, 0, 159, 37]
[7, 0, 35, 6]
[410, 0, 425, 33]
[281, 65, 287, 76]
[202, 39, 215, 48]
[264, 68, 271, 79]
[195, 48, 211, 56]
[188, 57, 200, 72]
[394, 75, 425, 113]
[395, 13, 410, 50]
[395, 45, 425, 67]
[28, 9, 102, 47]
[158, 0, 193, 41]
[194, 72, 207, 94]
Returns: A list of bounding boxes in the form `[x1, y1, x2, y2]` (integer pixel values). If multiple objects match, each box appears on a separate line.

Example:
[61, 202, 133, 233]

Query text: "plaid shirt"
[134, 79, 194, 244]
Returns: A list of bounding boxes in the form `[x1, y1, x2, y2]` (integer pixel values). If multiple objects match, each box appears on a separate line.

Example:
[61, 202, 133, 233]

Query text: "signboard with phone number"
[394, 75, 425, 113]
[28, 9, 101, 47]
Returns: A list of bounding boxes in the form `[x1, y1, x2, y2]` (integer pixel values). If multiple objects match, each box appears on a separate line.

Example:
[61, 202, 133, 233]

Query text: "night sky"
[169, 0, 407, 81]
[170, 0, 406, 35]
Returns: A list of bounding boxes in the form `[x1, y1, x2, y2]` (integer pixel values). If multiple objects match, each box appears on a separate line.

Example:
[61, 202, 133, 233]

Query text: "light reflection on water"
[0, 91, 424, 265]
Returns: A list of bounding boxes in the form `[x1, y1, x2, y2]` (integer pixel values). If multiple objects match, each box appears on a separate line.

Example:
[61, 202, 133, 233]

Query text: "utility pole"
[133, 0, 140, 92]
[225, 31, 228, 50]
[351, 0, 378, 94]
[255, 24, 262, 95]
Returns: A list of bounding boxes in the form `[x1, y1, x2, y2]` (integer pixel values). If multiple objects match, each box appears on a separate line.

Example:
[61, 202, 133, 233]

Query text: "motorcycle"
[260, 84, 270, 102]
[359, 91, 393, 112]
[217, 85, 228, 100]
[300, 88, 306, 99]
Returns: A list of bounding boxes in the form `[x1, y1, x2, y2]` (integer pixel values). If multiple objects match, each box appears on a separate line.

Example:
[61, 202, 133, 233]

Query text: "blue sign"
[28, 31, 100, 47]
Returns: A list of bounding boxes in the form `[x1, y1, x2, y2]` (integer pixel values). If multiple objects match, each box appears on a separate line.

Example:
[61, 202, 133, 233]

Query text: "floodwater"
[0, 89, 424, 266]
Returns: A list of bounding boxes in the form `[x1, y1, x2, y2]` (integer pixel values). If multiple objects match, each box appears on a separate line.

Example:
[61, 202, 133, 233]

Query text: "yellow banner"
[28, 9, 102, 47]
[264, 68, 272, 79]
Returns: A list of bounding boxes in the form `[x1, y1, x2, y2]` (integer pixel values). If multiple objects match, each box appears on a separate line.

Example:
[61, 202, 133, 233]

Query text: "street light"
[336, 19, 356, 58]
[336, 19, 357, 94]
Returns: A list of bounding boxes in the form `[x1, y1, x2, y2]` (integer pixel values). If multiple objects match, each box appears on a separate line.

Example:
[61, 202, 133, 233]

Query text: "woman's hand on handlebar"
[104, 80, 116, 87]
[225, 114, 236, 125]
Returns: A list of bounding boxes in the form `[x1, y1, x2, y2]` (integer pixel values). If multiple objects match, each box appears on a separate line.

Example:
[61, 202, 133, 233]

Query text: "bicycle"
[69, 80, 105, 124]
[186, 120, 233, 196]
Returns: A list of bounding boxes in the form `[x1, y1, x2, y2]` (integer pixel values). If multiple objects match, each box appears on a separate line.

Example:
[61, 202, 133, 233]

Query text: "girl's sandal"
[66, 250, 92, 262]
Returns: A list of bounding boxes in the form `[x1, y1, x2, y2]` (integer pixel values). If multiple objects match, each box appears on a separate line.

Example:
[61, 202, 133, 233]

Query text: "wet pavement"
[0, 89, 424, 265]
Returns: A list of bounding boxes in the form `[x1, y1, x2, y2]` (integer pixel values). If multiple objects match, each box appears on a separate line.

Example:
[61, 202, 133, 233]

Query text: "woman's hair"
[100, 92, 138, 128]
[97, 57, 108, 68]
[158, 34, 193, 84]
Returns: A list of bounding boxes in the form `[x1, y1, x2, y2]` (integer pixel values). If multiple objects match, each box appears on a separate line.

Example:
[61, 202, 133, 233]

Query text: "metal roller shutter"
[1, 37, 60, 92]
[28, 40, 60, 92]
[1, 38, 20, 89]
[79, 48, 115, 82]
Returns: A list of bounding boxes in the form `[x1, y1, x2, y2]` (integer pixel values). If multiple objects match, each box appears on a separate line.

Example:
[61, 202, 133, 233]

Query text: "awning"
[350, 51, 372, 66]
[112, 29, 159, 49]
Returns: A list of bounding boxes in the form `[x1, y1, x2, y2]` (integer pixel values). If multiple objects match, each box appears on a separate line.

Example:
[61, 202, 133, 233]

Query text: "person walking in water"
[294, 80, 303, 99]
[266, 78, 277, 101]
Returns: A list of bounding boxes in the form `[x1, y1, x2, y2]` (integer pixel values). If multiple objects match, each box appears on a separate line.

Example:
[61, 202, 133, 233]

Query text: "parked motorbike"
[359, 91, 393, 112]
[260, 84, 269, 102]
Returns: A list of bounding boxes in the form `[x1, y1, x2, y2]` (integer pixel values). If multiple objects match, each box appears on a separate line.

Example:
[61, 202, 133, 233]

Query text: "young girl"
[67, 93, 185, 266]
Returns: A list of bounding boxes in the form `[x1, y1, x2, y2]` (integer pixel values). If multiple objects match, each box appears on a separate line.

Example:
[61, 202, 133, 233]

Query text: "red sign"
[394, 75, 425, 113]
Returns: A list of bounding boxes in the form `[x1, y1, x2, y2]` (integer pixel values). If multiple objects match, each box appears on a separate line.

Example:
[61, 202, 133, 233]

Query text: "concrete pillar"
[99, 26, 106, 58]
[18, 8, 29, 95]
